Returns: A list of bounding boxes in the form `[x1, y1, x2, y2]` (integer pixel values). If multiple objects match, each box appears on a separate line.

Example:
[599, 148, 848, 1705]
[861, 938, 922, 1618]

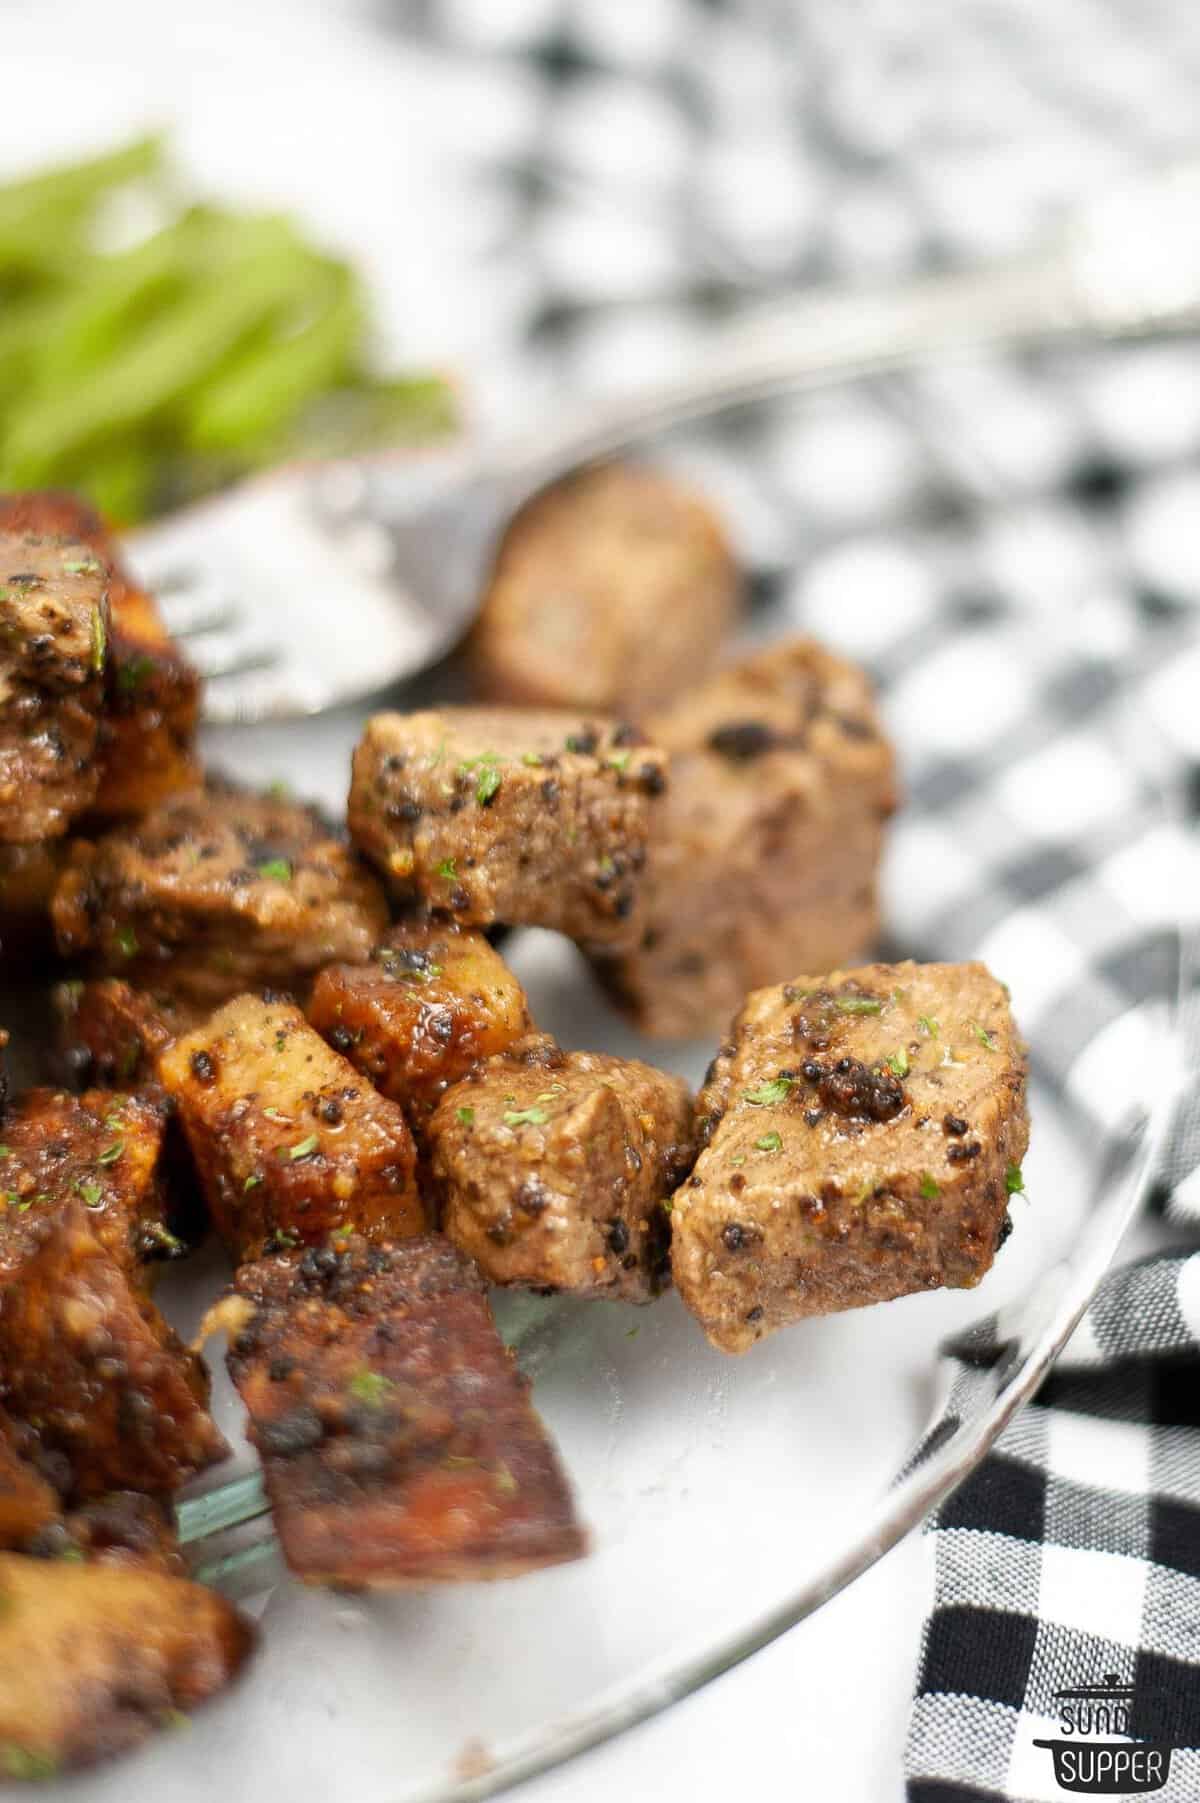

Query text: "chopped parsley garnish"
[1, 1747, 59, 1782]
[243, 1173, 262, 1191]
[256, 858, 292, 883]
[348, 1368, 394, 1408]
[503, 1106, 548, 1127]
[475, 763, 502, 806]
[743, 1077, 793, 1107]
[886, 1047, 909, 1078]
[493, 1462, 519, 1495]
[1005, 1163, 1025, 1195]
[97, 1139, 124, 1165]
[970, 1021, 997, 1051]
[287, 1134, 320, 1161]
[521, 751, 544, 767]
[456, 1106, 475, 1127]
[606, 751, 632, 772]
[114, 925, 138, 958]
[919, 1173, 940, 1199]
[918, 1015, 939, 1038]
[262, 1107, 290, 1124]
[141, 1222, 186, 1256]
[265, 1229, 299, 1251]
[90, 606, 106, 672]
[436, 858, 457, 879]
[0, 1147, 8, 1159]
[116, 653, 154, 694]
[755, 1130, 783, 1153]
[834, 995, 883, 1016]
[266, 779, 291, 800]
[64, 557, 101, 575]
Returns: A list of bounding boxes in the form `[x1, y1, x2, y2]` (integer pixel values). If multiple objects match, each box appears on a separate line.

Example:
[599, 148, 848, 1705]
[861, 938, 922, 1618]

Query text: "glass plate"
[4, 509, 1180, 1803]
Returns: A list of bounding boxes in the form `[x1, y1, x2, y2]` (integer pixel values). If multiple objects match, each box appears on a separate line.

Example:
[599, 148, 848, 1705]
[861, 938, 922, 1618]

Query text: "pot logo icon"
[1033, 1674, 1172, 1794]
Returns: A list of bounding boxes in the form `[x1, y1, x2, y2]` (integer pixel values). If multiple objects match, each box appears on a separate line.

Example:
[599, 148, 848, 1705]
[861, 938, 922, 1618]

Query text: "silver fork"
[124, 160, 1200, 725]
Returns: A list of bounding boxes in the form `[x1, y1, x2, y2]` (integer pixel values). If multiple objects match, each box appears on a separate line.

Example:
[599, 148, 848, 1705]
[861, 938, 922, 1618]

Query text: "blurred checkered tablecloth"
[372, 4, 1200, 1798]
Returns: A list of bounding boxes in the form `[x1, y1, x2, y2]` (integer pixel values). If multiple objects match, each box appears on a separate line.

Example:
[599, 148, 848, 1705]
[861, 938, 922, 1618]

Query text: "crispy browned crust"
[592, 636, 899, 1039]
[225, 1234, 586, 1585]
[53, 977, 199, 1090]
[158, 993, 424, 1261]
[0, 1409, 60, 1549]
[0, 528, 111, 844]
[0, 1553, 254, 1776]
[0, 1203, 227, 1498]
[430, 1034, 694, 1301]
[308, 915, 533, 1135]
[52, 783, 389, 1009]
[0, 490, 203, 823]
[0, 1085, 178, 1272]
[670, 961, 1030, 1353]
[470, 462, 742, 715]
[348, 707, 668, 950]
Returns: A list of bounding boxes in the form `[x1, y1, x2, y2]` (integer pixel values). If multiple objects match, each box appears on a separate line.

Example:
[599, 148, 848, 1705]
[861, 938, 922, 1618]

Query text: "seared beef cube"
[0, 529, 110, 843]
[0, 491, 202, 822]
[471, 462, 742, 716]
[308, 916, 533, 1135]
[349, 707, 668, 949]
[53, 977, 196, 1090]
[0, 1085, 179, 1270]
[52, 783, 388, 1009]
[223, 1233, 585, 1585]
[0, 1410, 59, 1549]
[159, 994, 424, 1261]
[0, 1203, 227, 1497]
[592, 638, 898, 1039]
[430, 1034, 694, 1301]
[671, 961, 1029, 1353]
[0, 1554, 253, 1776]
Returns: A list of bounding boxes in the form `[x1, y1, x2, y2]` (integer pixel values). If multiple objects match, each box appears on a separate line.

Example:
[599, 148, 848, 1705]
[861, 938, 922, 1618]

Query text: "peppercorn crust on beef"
[0, 1202, 227, 1497]
[671, 961, 1028, 1353]
[0, 529, 110, 843]
[430, 1034, 695, 1301]
[158, 993, 424, 1262]
[348, 707, 668, 949]
[0, 490, 202, 822]
[0, 1554, 254, 1777]
[223, 1234, 586, 1586]
[592, 638, 898, 1039]
[0, 1085, 177, 1272]
[308, 915, 534, 1136]
[52, 783, 389, 1009]
[470, 462, 742, 716]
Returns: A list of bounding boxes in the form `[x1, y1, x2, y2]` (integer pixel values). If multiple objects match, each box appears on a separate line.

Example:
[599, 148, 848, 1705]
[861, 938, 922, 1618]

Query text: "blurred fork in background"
[126, 158, 1200, 724]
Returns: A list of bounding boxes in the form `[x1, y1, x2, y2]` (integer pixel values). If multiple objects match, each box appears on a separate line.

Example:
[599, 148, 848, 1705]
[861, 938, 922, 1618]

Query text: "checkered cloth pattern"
[371, 3, 1200, 1796]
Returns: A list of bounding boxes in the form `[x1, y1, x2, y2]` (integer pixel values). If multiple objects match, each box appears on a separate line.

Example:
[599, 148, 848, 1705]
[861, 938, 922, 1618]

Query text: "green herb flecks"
[834, 995, 883, 1016]
[113, 925, 138, 958]
[90, 605, 106, 672]
[436, 858, 457, 880]
[256, 857, 292, 883]
[287, 1134, 319, 1161]
[755, 1130, 783, 1153]
[1005, 1163, 1025, 1196]
[348, 1368, 394, 1408]
[75, 1179, 103, 1208]
[919, 1173, 940, 1200]
[886, 1047, 909, 1078]
[97, 1138, 124, 1166]
[456, 1106, 475, 1127]
[743, 1077, 793, 1107]
[918, 1015, 939, 1038]
[503, 1106, 548, 1128]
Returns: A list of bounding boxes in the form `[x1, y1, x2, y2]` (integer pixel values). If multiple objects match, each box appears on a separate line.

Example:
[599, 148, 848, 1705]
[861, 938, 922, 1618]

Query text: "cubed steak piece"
[221, 1233, 586, 1585]
[470, 462, 742, 715]
[0, 490, 202, 821]
[592, 638, 899, 1039]
[158, 993, 424, 1262]
[308, 915, 533, 1136]
[348, 707, 668, 949]
[52, 782, 389, 1008]
[671, 961, 1029, 1353]
[0, 1085, 180, 1271]
[0, 529, 109, 843]
[0, 1410, 59, 1550]
[430, 1034, 694, 1301]
[53, 978, 197, 1090]
[0, 1203, 227, 1497]
[0, 1554, 253, 1777]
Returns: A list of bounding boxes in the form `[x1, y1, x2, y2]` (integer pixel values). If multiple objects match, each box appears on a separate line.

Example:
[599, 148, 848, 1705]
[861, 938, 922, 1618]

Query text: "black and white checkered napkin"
[379, 3, 1200, 1795]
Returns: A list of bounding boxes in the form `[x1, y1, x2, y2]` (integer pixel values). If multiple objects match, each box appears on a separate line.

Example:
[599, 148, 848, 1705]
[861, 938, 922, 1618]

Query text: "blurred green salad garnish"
[0, 134, 456, 522]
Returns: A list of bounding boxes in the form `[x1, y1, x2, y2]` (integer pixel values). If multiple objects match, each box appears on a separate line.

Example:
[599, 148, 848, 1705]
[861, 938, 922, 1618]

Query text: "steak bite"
[53, 978, 197, 1091]
[430, 1034, 694, 1301]
[592, 638, 898, 1039]
[0, 1085, 180, 1271]
[52, 783, 389, 1009]
[221, 1233, 586, 1586]
[158, 993, 424, 1262]
[0, 490, 202, 822]
[671, 961, 1029, 1354]
[0, 1554, 254, 1776]
[348, 707, 668, 949]
[0, 1202, 227, 1497]
[0, 529, 110, 843]
[308, 915, 534, 1136]
[470, 462, 742, 716]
